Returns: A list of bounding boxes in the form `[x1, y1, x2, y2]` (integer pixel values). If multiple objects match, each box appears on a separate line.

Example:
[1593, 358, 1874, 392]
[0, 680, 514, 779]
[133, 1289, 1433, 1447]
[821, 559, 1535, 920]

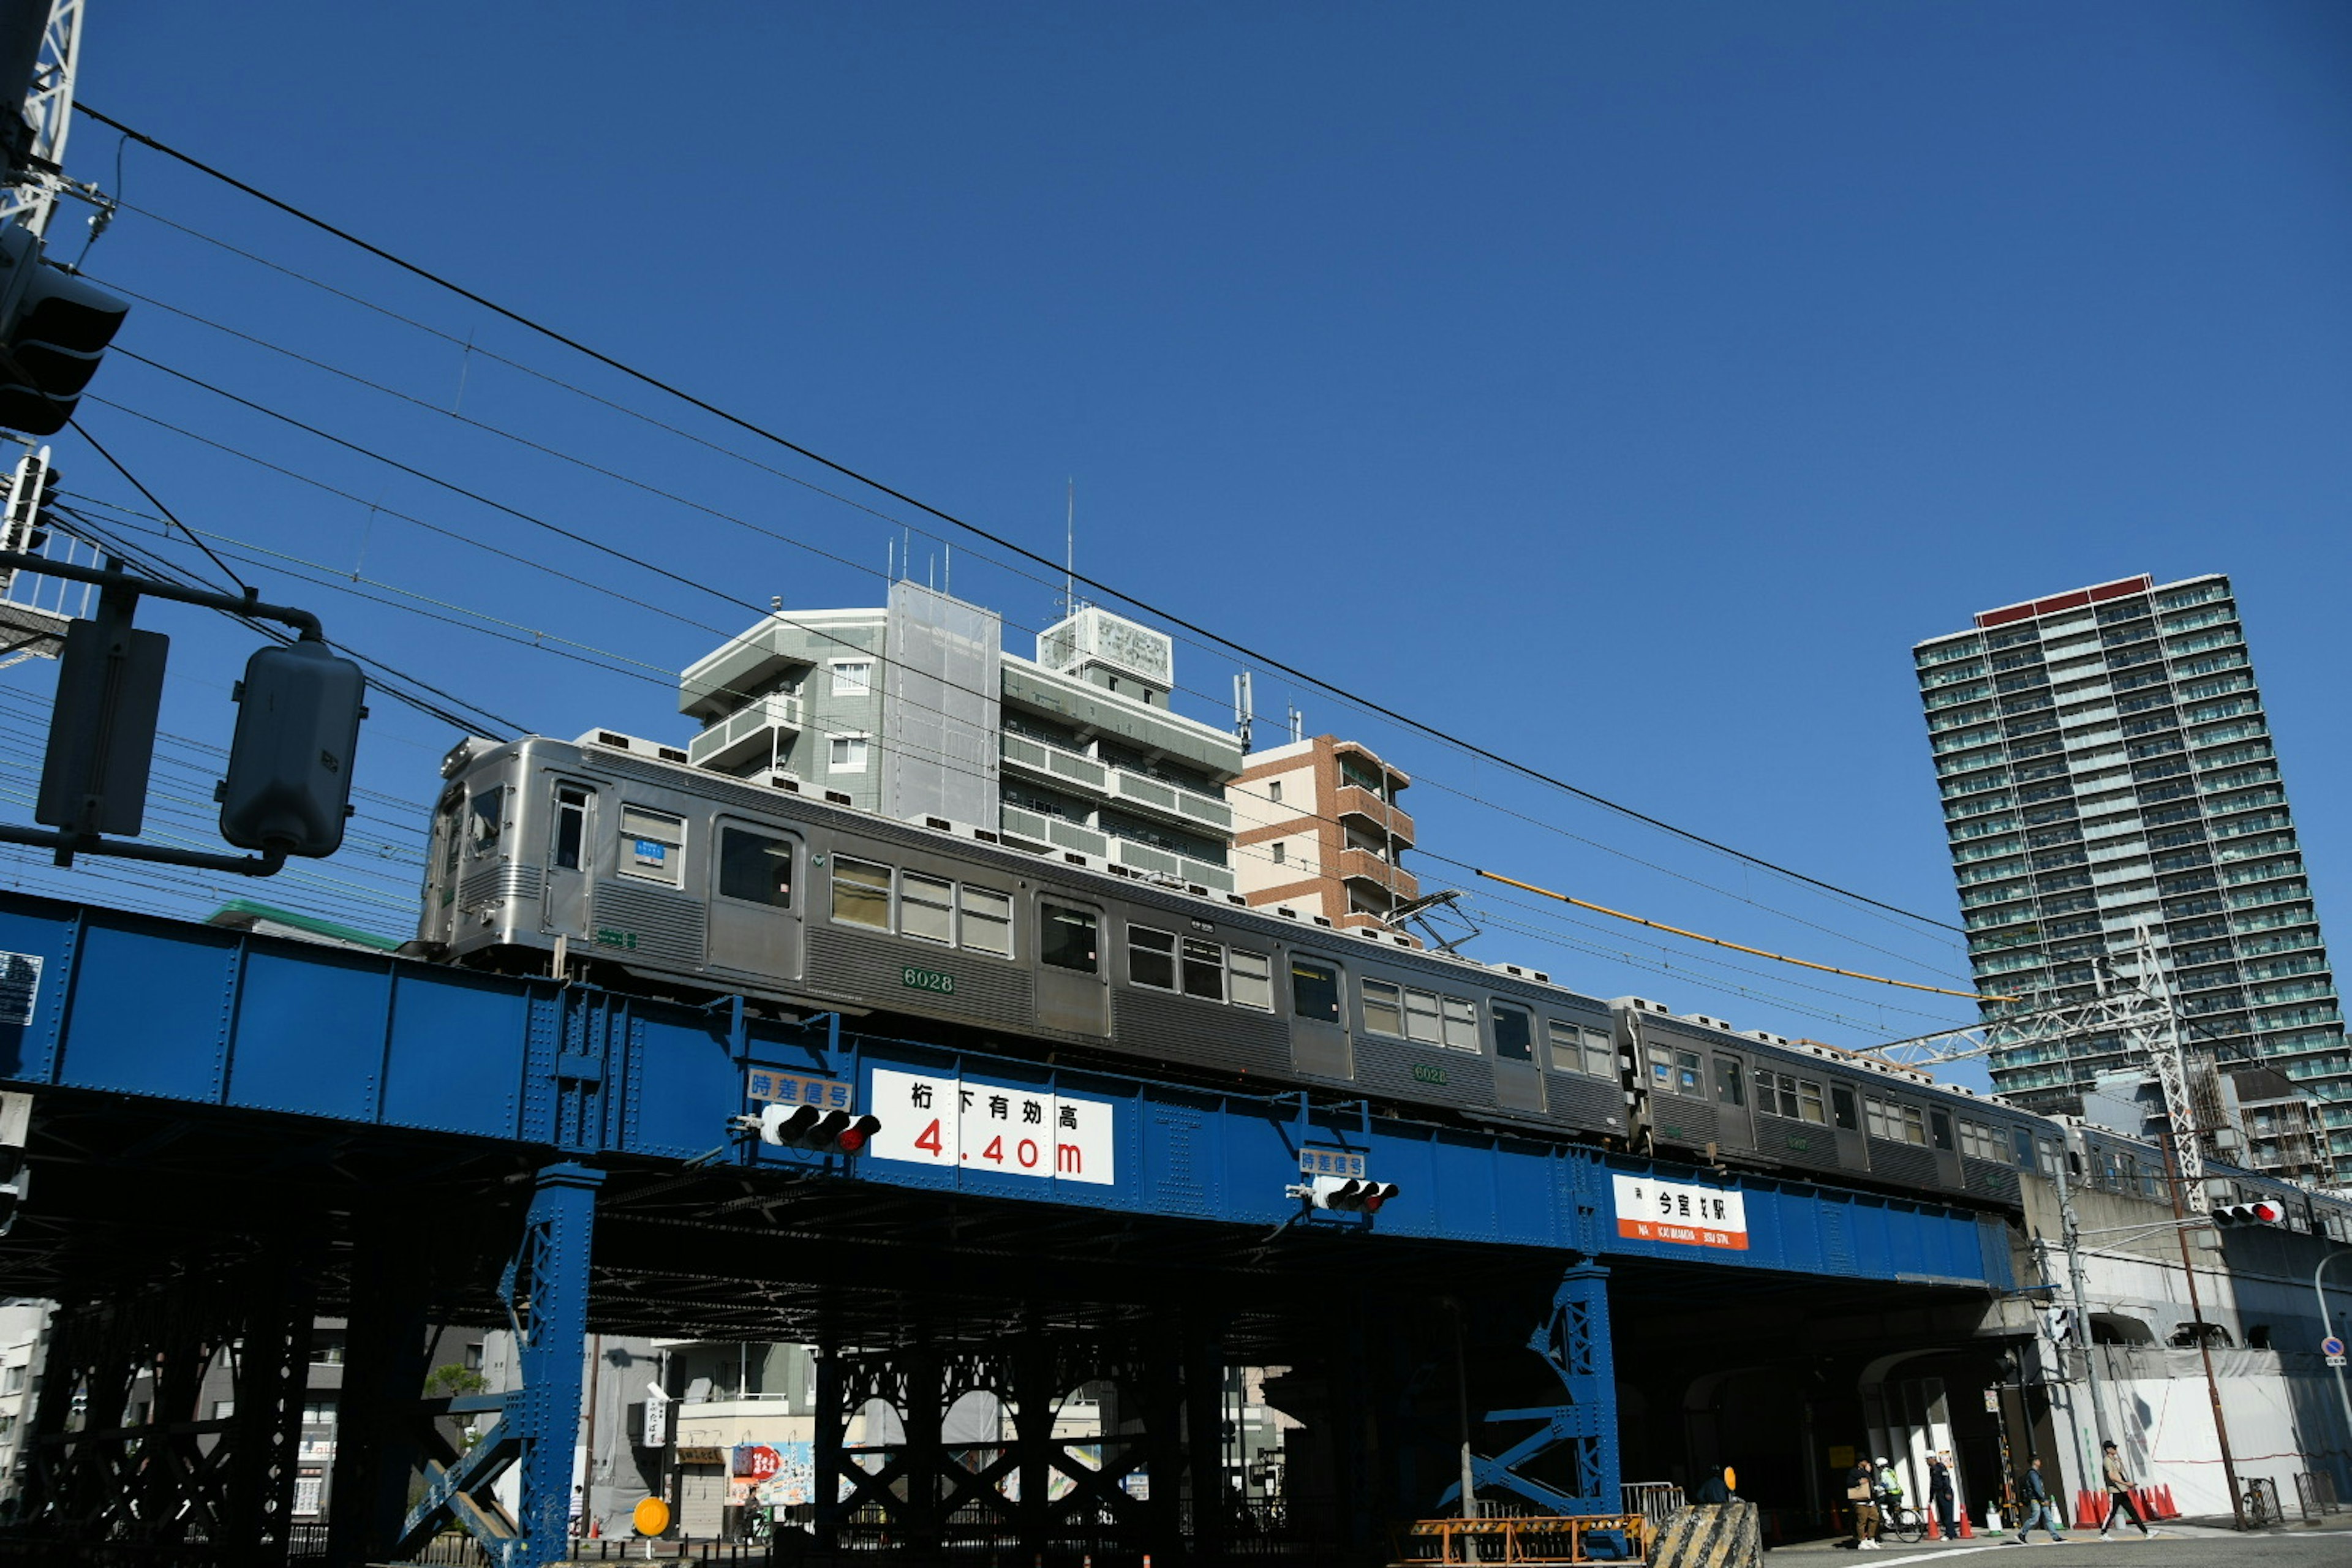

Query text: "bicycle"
[1877, 1499, 1928, 1544]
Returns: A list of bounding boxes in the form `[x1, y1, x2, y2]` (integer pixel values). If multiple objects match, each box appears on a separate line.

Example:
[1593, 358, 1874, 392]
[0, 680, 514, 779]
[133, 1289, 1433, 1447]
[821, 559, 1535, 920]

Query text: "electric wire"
[74, 104, 1964, 935]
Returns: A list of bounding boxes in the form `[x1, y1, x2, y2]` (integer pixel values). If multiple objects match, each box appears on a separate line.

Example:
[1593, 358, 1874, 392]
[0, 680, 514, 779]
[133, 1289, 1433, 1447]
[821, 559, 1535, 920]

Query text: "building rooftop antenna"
[1061, 477, 1076, 620]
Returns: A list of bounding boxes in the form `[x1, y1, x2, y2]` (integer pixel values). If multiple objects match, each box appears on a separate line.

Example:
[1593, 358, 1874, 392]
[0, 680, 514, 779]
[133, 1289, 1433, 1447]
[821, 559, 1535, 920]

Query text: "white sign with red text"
[867, 1068, 1115, 1186]
[1611, 1173, 1748, 1250]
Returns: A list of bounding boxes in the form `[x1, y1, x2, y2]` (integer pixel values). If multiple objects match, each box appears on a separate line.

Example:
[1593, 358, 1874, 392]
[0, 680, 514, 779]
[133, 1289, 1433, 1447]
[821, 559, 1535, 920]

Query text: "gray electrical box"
[218, 641, 366, 857]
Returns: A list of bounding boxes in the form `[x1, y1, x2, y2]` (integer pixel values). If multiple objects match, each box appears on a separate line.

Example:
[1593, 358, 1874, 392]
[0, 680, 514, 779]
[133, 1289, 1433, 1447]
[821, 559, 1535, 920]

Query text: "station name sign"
[866, 1067, 1116, 1186]
[1610, 1173, 1748, 1251]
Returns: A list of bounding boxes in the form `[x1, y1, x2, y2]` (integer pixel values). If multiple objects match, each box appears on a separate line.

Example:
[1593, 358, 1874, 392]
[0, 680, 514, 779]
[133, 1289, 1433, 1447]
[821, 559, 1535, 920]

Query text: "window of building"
[1182, 939, 1227, 1002]
[1230, 951, 1273, 1011]
[1039, 903, 1099, 973]
[1129, 926, 1177, 990]
[1270, 842, 1286, 866]
[829, 733, 870, 774]
[829, 857, 892, 930]
[1493, 1005, 1534, 1063]
[0, 1368, 21, 1396]
[1831, 1085, 1859, 1132]
[717, 827, 793, 907]
[1268, 780, 1283, 804]
[961, 886, 1013, 957]
[830, 658, 873, 696]
[552, 785, 589, 871]
[1715, 1057, 1744, 1107]
[1364, 979, 1405, 1036]
[900, 873, 954, 944]
[1291, 960, 1340, 1023]
[619, 805, 685, 887]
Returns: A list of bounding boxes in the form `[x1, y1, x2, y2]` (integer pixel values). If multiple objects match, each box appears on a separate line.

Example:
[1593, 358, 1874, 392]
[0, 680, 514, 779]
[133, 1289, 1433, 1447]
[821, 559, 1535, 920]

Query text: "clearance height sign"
[867, 1068, 1116, 1186]
[1611, 1174, 1748, 1251]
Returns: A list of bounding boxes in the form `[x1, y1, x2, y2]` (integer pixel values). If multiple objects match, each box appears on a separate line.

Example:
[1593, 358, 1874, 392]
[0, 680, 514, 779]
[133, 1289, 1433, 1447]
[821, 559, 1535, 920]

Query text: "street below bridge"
[1774, 1521, 2352, 1564]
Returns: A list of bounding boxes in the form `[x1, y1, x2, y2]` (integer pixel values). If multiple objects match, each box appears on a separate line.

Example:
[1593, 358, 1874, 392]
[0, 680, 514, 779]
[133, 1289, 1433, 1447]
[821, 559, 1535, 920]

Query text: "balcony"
[1003, 734, 1232, 833]
[687, 693, 805, 771]
[1338, 846, 1417, 900]
[1335, 785, 1413, 847]
[1108, 836, 1236, 894]
[1001, 804, 1108, 859]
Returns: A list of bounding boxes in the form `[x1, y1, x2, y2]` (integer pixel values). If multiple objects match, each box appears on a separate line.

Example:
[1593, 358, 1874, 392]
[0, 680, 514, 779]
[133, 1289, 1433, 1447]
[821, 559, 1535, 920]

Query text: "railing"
[2296, 1469, 2341, 1521]
[1003, 734, 1233, 832]
[1001, 803, 1109, 859]
[2239, 1476, 2282, 1528]
[1621, 1481, 1685, 1532]
[1395, 1514, 1646, 1565]
[687, 693, 806, 769]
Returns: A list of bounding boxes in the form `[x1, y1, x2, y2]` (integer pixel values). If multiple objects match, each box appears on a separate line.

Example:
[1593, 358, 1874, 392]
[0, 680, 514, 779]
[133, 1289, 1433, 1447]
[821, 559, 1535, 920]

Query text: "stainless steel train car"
[417, 729, 2074, 1211]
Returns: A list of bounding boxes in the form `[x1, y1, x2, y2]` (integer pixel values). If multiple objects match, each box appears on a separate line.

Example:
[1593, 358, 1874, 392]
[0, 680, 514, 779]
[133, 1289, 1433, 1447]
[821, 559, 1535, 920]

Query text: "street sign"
[2329, 1355, 2346, 1368]
[2323, 1335, 2344, 1358]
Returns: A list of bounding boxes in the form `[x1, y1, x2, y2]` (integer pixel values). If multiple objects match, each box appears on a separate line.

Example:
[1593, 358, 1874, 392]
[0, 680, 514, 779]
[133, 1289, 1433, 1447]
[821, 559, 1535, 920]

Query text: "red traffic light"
[755, 1102, 880, 1155]
[1309, 1176, 1400, 1212]
[2215, 1200, 2284, 1226]
[835, 1115, 882, 1154]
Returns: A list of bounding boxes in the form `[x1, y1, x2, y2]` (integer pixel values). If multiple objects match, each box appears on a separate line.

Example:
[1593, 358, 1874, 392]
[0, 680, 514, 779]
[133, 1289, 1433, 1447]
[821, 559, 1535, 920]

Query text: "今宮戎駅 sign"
[1611, 1173, 1747, 1250]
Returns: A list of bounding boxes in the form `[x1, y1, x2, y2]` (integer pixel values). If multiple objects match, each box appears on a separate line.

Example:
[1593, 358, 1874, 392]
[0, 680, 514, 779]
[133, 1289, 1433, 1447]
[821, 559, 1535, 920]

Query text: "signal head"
[836, 1114, 882, 1155]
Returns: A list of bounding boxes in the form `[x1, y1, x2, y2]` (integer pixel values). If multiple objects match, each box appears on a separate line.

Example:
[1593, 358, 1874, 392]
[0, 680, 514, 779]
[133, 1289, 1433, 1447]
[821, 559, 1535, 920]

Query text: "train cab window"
[1441, 997, 1479, 1052]
[1830, 1085, 1859, 1132]
[1714, 1057, 1744, 1107]
[1930, 1109, 1954, 1152]
[1039, 903, 1100, 973]
[717, 828, 794, 908]
[1493, 1005, 1534, 1063]
[899, 873, 954, 943]
[469, 786, 507, 854]
[829, 857, 892, 930]
[1291, 960, 1341, 1024]
[960, 886, 1013, 956]
[552, 786, 589, 871]
[1182, 939, 1226, 1002]
[1129, 926, 1178, 990]
[1230, 951, 1273, 1011]
[618, 805, 684, 886]
[1364, 981, 1406, 1037]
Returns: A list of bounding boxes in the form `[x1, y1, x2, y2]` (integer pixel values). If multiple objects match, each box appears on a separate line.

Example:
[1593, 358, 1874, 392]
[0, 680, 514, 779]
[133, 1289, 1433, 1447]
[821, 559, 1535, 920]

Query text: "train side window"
[830, 857, 892, 930]
[717, 827, 794, 908]
[1929, 1109, 1954, 1152]
[1405, 989, 1443, 1045]
[1129, 926, 1177, 990]
[1291, 960, 1341, 1025]
[1831, 1085, 1859, 1132]
[1182, 939, 1226, 1003]
[552, 786, 589, 871]
[1582, 1028, 1616, 1079]
[1714, 1057, 1744, 1107]
[1365, 981, 1406, 1038]
[1646, 1044, 1674, 1092]
[961, 886, 1013, 957]
[1863, 1096, 1891, 1140]
[1675, 1050, 1703, 1096]
[1542, 1020, 1581, 1072]
[469, 785, 508, 855]
[900, 873, 953, 943]
[1493, 1005, 1534, 1063]
[1039, 903, 1099, 973]
[1901, 1106, 1928, 1147]
[1441, 997, 1479, 1052]
[619, 805, 685, 886]
[1798, 1080, 1826, 1125]
[1230, 951, 1273, 1011]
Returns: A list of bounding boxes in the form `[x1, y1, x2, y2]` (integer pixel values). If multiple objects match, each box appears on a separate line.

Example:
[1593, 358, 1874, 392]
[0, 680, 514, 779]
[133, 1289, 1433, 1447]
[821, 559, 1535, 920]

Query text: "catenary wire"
[73, 104, 1964, 935]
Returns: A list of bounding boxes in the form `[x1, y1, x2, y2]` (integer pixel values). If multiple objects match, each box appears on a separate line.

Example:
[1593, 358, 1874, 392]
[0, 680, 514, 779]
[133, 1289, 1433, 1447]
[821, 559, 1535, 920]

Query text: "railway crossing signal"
[2214, 1200, 2283, 1226]
[749, 1102, 881, 1155]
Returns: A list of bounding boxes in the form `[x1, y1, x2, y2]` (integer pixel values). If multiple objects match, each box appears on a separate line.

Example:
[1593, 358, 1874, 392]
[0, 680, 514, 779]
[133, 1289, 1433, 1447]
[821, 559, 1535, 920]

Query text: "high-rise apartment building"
[1913, 573, 2349, 1178]
[1230, 736, 1417, 932]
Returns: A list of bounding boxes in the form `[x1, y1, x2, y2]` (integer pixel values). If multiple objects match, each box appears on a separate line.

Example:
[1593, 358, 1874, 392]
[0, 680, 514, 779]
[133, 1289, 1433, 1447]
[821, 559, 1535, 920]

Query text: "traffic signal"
[0, 226, 128, 435]
[0, 1092, 31, 1238]
[216, 640, 368, 857]
[1308, 1175, 1400, 1213]
[0, 445, 58, 555]
[2214, 1200, 2284, 1226]
[754, 1102, 881, 1155]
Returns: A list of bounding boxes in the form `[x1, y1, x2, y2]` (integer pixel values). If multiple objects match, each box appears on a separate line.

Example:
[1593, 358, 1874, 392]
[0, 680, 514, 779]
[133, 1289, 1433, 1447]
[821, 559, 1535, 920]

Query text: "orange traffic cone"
[1925, 1510, 1942, 1540]
[1956, 1509, 1973, 1539]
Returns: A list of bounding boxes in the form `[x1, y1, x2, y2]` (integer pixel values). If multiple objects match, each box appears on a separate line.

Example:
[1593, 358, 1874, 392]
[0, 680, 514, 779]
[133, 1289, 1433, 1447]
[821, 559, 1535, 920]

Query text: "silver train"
[415, 730, 2340, 1226]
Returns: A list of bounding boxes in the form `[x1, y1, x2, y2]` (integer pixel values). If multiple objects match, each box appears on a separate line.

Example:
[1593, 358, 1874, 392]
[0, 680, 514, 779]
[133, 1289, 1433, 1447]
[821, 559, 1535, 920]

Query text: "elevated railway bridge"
[0, 891, 2018, 1565]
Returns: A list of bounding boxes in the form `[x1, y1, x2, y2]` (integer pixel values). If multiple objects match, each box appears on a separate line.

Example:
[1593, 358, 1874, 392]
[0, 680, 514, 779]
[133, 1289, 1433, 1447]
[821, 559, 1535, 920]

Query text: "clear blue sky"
[5, 2, 2348, 1069]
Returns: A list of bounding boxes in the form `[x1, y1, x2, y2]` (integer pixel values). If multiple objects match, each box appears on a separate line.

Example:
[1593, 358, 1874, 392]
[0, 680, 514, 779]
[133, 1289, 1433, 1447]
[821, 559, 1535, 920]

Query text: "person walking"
[1846, 1454, 1883, 1550]
[1928, 1452, 1957, 1539]
[2011, 1457, 2067, 1544]
[2097, 1441, 2157, 1539]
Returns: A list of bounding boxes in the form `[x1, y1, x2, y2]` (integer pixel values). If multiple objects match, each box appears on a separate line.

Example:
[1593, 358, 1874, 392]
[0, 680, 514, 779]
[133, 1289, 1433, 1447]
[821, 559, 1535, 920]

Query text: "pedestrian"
[2010, 1457, 2065, 1545]
[2097, 1441, 2157, 1538]
[1845, 1453, 1882, 1550]
[1928, 1452, 1956, 1539]
[1696, 1463, 1733, 1505]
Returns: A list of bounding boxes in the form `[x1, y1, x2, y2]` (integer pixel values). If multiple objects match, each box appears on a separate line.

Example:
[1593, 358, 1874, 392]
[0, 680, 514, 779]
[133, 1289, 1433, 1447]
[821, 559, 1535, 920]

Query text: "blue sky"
[4, 2, 2348, 1069]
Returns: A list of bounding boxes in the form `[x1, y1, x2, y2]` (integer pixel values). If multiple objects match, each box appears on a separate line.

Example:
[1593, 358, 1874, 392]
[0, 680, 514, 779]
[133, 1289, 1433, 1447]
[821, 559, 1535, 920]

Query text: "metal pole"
[2310, 1249, 2352, 1468]
[2162, 1131, 2244, 1528]
[2050, 1146, 2114, 1465]
[1449, 1300, 1478, 1523]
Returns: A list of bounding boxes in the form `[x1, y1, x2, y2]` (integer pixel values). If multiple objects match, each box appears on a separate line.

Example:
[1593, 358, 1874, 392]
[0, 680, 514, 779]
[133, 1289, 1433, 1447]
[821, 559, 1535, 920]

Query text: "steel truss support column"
[1441, 1260, 1621, 1517]
[1011, 1316, 1053, 1558]
[399, 1161, 601, 1568]
[1184, 1307, 1228, 1560]
[326, 1207, 432, 1567]
[900, 1340, 944, 1554]
[813, 1337, 845, 1551]
[220, 1252, 320, 1560]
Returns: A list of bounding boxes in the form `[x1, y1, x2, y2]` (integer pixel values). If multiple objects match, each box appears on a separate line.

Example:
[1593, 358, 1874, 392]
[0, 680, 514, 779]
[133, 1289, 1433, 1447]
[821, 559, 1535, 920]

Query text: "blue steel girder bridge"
[0, 891, 2015, 1567]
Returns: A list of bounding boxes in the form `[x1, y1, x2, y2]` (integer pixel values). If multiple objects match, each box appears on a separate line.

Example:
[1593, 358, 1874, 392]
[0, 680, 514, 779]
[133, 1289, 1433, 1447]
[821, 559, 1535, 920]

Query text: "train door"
[1927, 1107, 1962, 1188]
[706, 816, 804, 981]
[1491, 1001, 1545, 1113]
[1711, 1051, 1754, 1152]
[541, 780, 594, 940]
[1034, 895, 1109, 1036]
[1286, 954, 1351, 1078]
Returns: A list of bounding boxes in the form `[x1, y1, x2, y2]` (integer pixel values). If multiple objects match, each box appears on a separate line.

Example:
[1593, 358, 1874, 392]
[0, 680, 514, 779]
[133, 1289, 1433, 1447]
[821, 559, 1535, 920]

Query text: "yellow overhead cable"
[1473, 870, 2019, 1004]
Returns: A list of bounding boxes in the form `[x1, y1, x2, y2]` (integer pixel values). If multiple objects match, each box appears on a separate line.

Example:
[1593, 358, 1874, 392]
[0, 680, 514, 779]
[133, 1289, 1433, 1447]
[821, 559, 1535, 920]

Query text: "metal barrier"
[1395, 1515, 1647, 1565]
[1620, 1483, 1685, 1536]
[2296, 1471, 2342, 1521]
[2239, 1477, 2282, 1529]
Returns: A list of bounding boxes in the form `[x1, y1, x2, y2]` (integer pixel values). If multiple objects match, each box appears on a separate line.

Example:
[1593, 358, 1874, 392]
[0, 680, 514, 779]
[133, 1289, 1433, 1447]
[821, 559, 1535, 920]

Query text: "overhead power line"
[76, 103, 1962, 936]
